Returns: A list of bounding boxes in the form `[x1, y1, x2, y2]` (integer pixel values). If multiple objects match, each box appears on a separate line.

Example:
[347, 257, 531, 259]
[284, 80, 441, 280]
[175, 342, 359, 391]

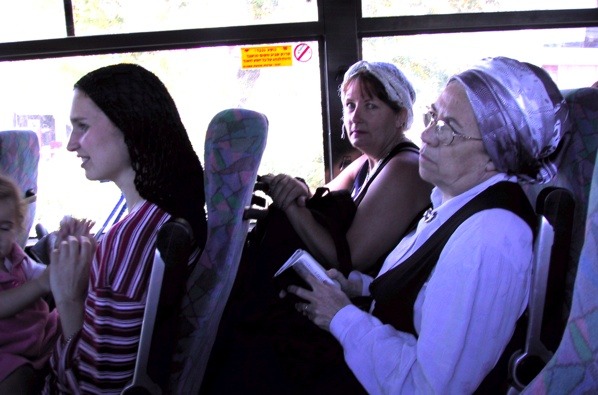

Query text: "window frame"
[1, 0, 597, 180]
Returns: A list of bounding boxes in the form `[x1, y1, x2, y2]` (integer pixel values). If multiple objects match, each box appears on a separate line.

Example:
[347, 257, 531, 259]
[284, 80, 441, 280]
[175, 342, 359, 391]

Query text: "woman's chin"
[82, 170, 100, 182]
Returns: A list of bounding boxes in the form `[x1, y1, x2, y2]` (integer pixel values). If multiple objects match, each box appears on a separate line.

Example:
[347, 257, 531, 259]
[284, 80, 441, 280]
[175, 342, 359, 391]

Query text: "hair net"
[451, 56, 570, 184]
[341, 60, 416, 129]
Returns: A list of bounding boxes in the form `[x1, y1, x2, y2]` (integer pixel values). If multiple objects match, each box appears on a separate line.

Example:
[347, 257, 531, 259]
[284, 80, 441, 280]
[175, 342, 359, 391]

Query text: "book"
[274, 249, 340, 288]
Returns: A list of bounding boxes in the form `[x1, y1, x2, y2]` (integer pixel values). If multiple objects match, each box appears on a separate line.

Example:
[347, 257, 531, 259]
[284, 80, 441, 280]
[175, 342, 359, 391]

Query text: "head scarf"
[341, 60, 416, 129]
[451, 56, 570, 184]
[75, 63, 207, 246]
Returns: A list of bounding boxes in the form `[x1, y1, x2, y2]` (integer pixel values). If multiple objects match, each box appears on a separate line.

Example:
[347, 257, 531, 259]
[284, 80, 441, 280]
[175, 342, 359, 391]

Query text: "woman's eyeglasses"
[423, 110, 483, 146]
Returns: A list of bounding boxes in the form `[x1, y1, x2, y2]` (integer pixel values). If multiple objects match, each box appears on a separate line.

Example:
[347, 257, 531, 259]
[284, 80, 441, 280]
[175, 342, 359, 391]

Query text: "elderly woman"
[289, 56, 570, 394]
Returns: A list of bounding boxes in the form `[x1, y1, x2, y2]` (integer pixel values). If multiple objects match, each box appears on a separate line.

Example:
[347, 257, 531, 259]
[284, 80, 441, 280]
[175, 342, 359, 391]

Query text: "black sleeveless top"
[351, 141, 420, 206]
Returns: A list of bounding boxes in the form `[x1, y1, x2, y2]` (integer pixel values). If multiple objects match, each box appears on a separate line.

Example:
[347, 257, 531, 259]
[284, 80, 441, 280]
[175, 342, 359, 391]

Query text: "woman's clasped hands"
[49, 217, 96, 308]
[261, 173, 310, 210]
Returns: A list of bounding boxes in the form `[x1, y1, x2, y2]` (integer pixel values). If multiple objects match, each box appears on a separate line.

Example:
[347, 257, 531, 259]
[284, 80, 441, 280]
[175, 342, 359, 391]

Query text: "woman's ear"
[485, 159, 497, 172]
[395, 108, 408, 130]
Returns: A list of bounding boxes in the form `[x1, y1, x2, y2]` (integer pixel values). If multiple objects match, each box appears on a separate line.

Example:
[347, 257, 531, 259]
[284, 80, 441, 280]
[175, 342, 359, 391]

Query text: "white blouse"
[331, 174, 533, 394]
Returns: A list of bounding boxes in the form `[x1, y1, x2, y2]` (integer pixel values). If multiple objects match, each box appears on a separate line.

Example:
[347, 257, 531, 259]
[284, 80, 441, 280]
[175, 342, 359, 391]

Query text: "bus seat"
[508, 87, 598, 391]
[168, 108, 268, 394]
[509, 187, 575, 390]
[122, 218, 195, 395]
[520, 87, 598, 339]
[521, 147, 598, 393]
[0, 129, 40, 247]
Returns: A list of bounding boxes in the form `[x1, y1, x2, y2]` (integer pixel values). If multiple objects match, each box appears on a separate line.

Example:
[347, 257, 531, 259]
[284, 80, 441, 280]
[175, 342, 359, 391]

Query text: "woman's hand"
[49, 235, 96, 339]
[287, 271, 352, 331]
[49, 236, 95, 305]
[261, 173, 310, 210]
[55, 216, 95, 247]
[327, 268, 363, 298]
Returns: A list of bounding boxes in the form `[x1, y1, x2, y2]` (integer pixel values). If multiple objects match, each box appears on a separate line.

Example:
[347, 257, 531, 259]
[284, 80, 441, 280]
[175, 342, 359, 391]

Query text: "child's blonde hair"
[0, 173, 25, 233]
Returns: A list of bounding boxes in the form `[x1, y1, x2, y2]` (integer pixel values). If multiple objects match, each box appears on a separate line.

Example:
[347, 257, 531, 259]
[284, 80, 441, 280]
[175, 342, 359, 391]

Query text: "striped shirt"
[45, 201, 171, 394]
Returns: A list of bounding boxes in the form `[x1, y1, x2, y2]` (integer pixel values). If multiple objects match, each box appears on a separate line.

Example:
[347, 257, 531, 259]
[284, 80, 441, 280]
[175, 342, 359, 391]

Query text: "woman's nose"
[420, 123, 439, 146]
[349, 105, 363, 123]
[66, 131, 80, 152]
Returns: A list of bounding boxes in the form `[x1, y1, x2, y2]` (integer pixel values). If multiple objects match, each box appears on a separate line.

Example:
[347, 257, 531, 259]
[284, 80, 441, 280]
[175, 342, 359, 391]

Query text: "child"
[0, 173, 59, 394]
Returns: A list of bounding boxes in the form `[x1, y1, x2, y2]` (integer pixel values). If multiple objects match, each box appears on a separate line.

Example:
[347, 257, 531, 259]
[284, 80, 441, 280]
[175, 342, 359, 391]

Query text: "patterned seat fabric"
[522, 88, 598, 327]
[523, 147, 598, 393]
[169, 108, 268, 394]
[0, 130, 40, 247]
[518, 88, 598, 393]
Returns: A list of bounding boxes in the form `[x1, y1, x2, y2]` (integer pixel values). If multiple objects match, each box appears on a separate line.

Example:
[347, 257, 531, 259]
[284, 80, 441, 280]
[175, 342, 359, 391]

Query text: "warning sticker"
[241, 45, 293, 69]
[294, 43, 312, 62]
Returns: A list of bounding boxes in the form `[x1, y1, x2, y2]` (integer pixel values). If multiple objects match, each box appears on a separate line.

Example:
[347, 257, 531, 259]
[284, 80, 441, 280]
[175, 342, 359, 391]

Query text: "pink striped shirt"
[45, 201, 173, 394]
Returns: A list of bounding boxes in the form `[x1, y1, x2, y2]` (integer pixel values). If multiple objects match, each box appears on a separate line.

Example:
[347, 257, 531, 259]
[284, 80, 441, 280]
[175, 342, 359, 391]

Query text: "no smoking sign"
[294, 43, 312, 62]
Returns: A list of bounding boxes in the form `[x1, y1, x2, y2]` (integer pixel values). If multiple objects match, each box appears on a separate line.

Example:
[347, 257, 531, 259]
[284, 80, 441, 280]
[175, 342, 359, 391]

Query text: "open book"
[274, 249, 340, 288]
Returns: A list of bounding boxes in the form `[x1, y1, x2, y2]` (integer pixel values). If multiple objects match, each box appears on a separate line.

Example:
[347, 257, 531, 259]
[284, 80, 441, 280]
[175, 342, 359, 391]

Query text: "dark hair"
[0, 173, 25, 233]
[75, 63, 206, 246]
[341, 72, 403, 113]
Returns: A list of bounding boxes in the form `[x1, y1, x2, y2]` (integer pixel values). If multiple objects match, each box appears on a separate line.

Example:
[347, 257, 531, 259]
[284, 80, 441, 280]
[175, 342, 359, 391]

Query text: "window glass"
[362, 28, 598, 145]
[363, 0, 597, 17]
[71, 0, 317, 36]
[0, 0, 65, 43]
[0, 41, 324, 236]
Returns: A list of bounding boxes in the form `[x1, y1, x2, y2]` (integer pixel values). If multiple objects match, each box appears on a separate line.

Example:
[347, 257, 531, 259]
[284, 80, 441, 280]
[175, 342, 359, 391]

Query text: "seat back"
[169, 108, 268, 394]
[508, 88, 598, 391]
[509, 187, 575, 389]
[121, 218, 195, 395]
[521, 149, 598, 393]
[521, 87, 598, 337]
[0, 129, 40, 247]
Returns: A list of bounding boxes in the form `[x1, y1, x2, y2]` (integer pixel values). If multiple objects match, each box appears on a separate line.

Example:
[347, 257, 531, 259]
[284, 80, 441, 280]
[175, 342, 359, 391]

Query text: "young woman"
[44, 63, 207, 394]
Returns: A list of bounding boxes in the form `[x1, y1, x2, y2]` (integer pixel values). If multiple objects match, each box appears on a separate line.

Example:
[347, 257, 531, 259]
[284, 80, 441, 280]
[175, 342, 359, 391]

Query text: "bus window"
[69, 0, 318, 35]
[0, 0, 65, 43]
[0, 42, 324, 236]
[363, 0, 597, 17]
[0, 0, 596, 239]
[363, 27, 598, 145]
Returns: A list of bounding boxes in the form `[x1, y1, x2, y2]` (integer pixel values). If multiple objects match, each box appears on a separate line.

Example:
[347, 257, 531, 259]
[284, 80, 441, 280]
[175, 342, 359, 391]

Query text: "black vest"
[370, 181, 536, 393]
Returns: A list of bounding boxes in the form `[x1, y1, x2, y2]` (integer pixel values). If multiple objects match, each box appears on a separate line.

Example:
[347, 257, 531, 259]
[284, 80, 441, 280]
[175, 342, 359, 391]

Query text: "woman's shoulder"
[371, 141, 420, 177]
[378, 148, 421, 181]
[362, 145, 431, 207]
[389, 141, 420, 162]
[101, 201, 170, 246]
[127, 201, 169, 224]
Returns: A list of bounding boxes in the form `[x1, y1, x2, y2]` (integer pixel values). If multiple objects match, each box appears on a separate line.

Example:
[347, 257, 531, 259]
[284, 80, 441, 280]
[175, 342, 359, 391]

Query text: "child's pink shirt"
[0, 242, 59, 381]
